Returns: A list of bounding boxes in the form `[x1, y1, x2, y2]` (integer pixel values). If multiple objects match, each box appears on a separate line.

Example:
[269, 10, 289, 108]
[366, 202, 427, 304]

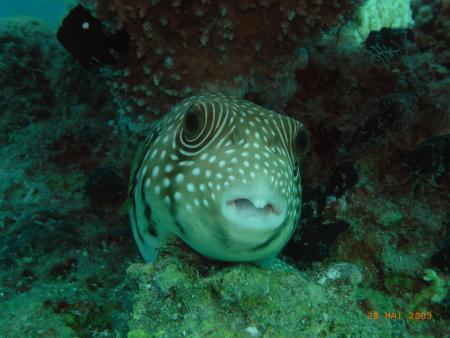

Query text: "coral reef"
[284, 23, 449, 274]
[0, 0, 448, 336]
[0, 17, 57, 143]
[124, 239, 401, 337]
[80, 0, 363, 116]
[336, 0, 414, 47]
[0, 16, 135, 336]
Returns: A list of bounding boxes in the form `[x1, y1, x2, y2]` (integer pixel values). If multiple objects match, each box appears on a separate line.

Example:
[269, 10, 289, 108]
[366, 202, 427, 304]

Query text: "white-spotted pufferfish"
[129, 93, 309, 266]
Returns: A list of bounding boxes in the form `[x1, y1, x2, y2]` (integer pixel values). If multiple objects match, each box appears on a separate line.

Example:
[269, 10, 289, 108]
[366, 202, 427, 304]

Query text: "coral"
[0, 17, 58, 143]
[421, 269, 448, 304]
[1, 1, 448, 336]
[412, 0, 450, 54]
[330, 182, 447, 278]
[336, 0, 414, 47]
[283, 19, 448, 289]
[80, 0, 363, 117]
[48, 119, 111, 171]
[125, 239, 401, 337]
[282, 23, 447, 285]
[0, 13, 136, 337]
[317, 262, 363, 290]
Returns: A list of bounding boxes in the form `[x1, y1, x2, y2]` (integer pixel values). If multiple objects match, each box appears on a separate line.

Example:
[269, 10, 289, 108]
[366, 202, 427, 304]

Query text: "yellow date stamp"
[367, 311, 433, 321]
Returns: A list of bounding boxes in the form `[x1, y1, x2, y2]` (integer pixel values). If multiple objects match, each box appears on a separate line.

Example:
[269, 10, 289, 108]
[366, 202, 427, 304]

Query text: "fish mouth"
[226, 199, 280, 217]
[221, 187, 287, 231]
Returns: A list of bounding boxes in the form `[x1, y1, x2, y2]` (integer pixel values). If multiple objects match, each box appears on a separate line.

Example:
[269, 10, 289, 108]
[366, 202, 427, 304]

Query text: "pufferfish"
[129, 93, 309, 266]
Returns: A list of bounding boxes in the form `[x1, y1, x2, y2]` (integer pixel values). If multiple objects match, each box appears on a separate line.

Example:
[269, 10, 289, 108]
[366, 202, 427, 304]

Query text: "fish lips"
[221, 186, 288, 232]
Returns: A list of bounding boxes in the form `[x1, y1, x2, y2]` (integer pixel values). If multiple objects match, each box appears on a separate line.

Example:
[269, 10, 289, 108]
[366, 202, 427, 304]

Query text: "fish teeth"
[252, 199, 267, 209]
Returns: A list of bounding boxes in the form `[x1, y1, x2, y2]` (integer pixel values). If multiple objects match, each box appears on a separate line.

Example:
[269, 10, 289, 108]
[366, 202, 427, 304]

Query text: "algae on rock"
[125, 240, 402, 337]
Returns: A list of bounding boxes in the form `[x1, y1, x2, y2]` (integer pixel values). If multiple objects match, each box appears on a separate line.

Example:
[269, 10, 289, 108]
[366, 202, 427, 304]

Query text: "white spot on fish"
[164, 196, 171, 205]
[163, 178, 170, 187]
[152, 166, 160, 178]
[179, 160, 194, 166]
[165, 164, 173, 172]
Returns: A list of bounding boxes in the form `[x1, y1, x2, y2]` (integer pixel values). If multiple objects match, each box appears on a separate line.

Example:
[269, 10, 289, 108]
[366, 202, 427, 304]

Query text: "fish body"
[56, 5, 129, 69]
[129, 93, 309, 264]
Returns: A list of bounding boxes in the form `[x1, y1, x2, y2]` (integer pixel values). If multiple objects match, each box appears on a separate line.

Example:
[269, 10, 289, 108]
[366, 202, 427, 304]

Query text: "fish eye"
[81, 21, 90, 30]
[183, 105, 204, 139]
[293, 124, 310, 159]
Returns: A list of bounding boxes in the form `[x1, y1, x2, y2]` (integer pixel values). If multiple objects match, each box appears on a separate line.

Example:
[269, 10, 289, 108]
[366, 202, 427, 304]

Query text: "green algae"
[125, 241, 402, 337]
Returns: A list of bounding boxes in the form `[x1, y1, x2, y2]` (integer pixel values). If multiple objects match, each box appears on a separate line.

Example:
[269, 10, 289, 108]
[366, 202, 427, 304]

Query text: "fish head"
[131, 93, 309, 262]
[56, 5, 118, 67]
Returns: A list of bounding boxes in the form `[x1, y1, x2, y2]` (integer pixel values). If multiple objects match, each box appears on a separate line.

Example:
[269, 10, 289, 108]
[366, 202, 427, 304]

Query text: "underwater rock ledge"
[124, 239, 401, 337]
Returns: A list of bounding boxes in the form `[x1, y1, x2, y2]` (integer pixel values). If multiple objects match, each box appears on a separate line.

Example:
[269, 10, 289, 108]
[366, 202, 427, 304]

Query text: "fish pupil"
[184, 108, 201, 138]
